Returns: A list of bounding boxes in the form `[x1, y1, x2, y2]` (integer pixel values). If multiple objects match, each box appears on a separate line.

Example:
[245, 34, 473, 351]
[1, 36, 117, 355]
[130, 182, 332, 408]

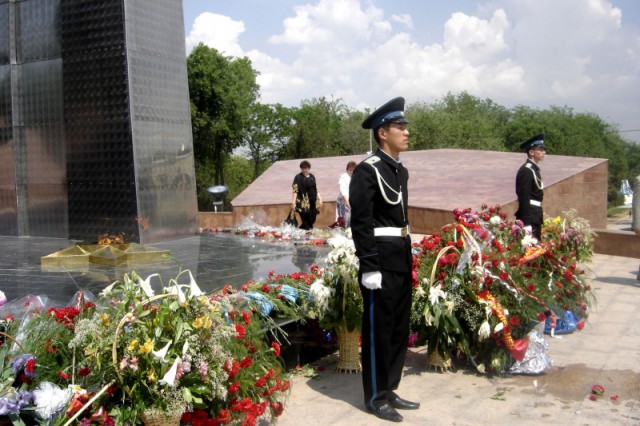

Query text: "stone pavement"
[277, 253, 640, 426]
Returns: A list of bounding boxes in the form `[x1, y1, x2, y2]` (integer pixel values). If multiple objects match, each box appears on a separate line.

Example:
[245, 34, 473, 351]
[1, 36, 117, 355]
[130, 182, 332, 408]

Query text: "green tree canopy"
[187, 43, 259, 209]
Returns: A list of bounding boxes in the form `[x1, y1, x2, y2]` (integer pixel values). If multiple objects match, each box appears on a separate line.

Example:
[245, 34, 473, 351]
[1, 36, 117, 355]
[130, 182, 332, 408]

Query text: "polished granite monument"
[0, 0, 197, 244]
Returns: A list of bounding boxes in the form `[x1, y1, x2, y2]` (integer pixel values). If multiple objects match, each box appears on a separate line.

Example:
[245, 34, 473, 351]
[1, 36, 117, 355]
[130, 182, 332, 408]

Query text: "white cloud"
[184, 0, 640, 141]
[185, 12, 245, 56]
[391, 14, 413, 30]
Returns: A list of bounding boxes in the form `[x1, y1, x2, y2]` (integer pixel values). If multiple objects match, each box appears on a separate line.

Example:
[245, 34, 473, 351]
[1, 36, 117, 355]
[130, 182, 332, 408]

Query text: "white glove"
[362, 271, 382, 290]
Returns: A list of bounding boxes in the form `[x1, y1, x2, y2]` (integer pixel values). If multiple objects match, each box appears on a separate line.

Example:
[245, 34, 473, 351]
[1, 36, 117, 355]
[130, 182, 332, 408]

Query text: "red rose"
[509, 316, 520, 326]
[77, 367, 91, 377]
[537, 312, 547, 322]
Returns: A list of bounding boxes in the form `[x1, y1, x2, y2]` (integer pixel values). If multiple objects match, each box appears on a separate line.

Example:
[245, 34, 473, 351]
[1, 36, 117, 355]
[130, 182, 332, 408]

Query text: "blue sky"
[182, 0, 640, 142]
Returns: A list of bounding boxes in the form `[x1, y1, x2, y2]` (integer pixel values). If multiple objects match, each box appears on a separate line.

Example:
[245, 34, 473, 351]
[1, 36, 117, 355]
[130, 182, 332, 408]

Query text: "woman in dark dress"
[291, 160, 322, 230]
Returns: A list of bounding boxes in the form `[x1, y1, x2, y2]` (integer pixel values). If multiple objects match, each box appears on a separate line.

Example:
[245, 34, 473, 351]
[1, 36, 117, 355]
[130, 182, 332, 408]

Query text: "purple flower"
[11, 354, 35, 376]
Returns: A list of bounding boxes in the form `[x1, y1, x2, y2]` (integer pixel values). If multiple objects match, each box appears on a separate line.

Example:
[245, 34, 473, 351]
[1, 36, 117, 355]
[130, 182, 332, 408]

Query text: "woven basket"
[335, 326, 361, 373]
[139, 410, 182, 426]
[426, 350, 453, 372]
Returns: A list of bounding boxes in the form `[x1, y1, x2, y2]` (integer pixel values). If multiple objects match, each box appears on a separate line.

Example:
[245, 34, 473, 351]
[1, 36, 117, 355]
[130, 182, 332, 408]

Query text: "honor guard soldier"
[516, 133, 546, 240]
[350, 97, 419, 423]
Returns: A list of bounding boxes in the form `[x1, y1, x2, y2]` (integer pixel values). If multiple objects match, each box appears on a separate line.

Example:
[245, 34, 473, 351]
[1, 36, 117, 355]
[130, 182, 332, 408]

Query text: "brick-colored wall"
[542, 162, 608, 229]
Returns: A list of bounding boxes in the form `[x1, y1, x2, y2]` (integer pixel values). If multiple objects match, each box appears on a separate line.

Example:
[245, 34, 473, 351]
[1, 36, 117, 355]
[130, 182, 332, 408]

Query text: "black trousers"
[299, 211, 316, 230]
[359, 269, 412, 409]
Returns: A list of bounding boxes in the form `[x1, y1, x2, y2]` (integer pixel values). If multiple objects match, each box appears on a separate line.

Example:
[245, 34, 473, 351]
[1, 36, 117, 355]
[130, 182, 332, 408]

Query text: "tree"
[408, 92, 508, 151]
[284, 97, 347, 159]
[243, 103, 294, 179]
[187, 43, 259, 209]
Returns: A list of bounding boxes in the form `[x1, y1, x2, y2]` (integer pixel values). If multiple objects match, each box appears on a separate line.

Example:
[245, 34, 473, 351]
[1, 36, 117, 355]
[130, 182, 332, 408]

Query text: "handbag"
[284, 209, 299, 227]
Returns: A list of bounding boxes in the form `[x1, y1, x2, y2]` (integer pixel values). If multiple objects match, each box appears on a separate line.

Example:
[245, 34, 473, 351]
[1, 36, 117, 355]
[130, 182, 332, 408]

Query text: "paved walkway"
[278, 254, 640, 425]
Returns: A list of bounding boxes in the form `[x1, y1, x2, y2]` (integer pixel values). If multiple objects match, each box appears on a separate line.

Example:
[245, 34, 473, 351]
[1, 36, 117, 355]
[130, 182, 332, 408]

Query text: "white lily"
[166, 280, 186, 304]
[138, 273, 158, 298]
[494, 323, 504, 333]
[428, 286, 446, 306]
[521, 234, 538, 248]
[182, 340, 189, 356]
[159, 357, 181, 387]
[186, 271, 204, 297]
[99, 281, 117, 297]
[478, 321, 491, 341]
[152, 341, 171, 362]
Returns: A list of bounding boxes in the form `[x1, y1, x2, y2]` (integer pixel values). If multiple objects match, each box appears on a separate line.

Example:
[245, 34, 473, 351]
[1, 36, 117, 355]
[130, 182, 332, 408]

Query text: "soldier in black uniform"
[515, 133, 546, 240]
[350, 97, 419, 423]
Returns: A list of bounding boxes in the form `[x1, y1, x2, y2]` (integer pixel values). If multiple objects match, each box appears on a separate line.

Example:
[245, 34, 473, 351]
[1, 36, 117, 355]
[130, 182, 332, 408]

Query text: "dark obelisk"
[0, 0, 197, 243]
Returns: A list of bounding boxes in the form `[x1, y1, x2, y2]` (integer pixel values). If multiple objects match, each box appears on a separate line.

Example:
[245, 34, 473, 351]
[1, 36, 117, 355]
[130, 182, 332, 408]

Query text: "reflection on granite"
[0, 234, 329, 307]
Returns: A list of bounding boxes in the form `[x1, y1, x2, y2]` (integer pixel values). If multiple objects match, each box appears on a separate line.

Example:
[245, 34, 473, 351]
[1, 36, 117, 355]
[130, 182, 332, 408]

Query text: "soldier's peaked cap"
[362, 97, 409, 130]
[519, 133, 545, 151]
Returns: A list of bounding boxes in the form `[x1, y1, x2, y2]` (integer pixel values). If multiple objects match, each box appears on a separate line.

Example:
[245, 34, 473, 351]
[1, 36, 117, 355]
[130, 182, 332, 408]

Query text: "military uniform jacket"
[349, 149, 412, 274]
[515, 159, 544, 226]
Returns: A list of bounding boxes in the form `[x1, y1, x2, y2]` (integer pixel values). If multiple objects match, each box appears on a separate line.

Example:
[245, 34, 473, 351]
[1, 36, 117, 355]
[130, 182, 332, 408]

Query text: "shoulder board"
[525, 163, 532, 169]
[364, 156, 380, 165]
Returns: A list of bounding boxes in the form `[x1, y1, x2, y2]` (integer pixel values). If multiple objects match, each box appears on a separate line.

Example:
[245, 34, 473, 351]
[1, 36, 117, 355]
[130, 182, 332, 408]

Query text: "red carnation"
[240, 356, 253, 368]
[271, 402, 284, 417]
[271, 342, 281, 357]
[242, 311, 251, 325]
[234, 324, 246, 339]
[77, 367, 91, 377]
[228, 381, 240, 394]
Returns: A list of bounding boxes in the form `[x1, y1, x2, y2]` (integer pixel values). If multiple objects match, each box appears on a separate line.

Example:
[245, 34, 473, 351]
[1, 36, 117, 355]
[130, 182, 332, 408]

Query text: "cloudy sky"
[183, 0, 640, 143]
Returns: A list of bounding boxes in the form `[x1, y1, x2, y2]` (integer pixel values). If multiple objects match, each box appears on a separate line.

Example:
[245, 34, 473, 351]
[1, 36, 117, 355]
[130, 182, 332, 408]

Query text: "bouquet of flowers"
[309, 231, 362, 333]
[0, 270, 291, 425]
[411, 205, 595, 373]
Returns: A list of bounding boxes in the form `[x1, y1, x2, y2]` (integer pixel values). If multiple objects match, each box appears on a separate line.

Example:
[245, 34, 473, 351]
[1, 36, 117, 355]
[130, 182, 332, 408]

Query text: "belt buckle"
[401, 227, 408, 238]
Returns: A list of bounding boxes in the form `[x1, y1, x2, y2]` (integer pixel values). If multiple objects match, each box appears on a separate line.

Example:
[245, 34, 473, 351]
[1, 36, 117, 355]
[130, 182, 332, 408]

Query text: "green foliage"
[187, 43, 259, 210]
[284, 97, 348, 159]
[407, 92, 509, 151]
[243, 103, 294, 179]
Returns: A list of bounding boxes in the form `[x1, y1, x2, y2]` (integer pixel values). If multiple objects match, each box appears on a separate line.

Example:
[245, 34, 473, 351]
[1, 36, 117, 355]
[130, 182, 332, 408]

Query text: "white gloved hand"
[362, 271, 382, 290]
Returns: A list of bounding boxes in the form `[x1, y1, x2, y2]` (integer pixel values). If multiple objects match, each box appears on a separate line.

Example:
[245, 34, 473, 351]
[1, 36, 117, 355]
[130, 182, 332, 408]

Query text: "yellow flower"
[139, 338, 153, 354]
[128, 340, 139, 351]
[100, 313, 110, 326]
[193, 317, 205, 328]
[147, 369, 157, 383]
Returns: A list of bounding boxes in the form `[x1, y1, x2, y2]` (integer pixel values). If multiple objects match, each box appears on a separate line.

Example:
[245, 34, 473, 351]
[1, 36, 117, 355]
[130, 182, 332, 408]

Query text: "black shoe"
[389, 393, 420, 410]
[368, 402, 403, 422]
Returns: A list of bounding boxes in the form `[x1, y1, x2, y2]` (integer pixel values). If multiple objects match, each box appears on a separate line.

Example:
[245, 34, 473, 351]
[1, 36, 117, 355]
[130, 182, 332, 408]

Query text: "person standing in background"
[516, 133, 546, 240]
[292, 160, 322, 230]
[350, 97, 419, 423]
[336, 161, 357, 228]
